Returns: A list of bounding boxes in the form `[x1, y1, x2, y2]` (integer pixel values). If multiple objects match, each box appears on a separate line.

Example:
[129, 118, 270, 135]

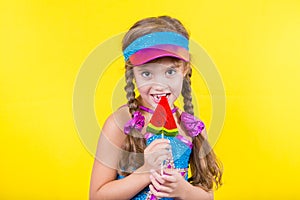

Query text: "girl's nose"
[149, 73, 170, 91]
[151, 82, 168, 91]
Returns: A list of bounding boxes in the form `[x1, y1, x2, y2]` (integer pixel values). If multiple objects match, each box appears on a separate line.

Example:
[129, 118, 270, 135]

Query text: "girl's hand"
[149, 168, 190, 199]
[141, 139, 171, 172]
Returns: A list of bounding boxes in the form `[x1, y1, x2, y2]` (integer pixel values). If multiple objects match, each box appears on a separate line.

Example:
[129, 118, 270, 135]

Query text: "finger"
[151, 170, 165, 184]
[162, 174, 177, 183]
[150, 175, 172, 193]
[154, 154, 169, 163]
[146, 148, 169, 157]
[148, 151, 171, 164]
[147, 145, 172, 156]
[162, 169, 182, 182]
[145, 139, 170, 152]
[149, 184, 170, 198]
[150, 156, 169, 170]
[163, 168, 180, 176]
[153, 149, 171, 156]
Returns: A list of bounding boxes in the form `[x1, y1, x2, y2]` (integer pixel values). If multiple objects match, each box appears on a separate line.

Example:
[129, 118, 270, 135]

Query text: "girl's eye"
[141, 71, 151, 78]
[166, 69, 176, 76]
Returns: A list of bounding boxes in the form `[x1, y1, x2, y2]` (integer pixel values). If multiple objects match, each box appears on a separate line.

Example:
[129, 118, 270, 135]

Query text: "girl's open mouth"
[151, 93, 170, 103]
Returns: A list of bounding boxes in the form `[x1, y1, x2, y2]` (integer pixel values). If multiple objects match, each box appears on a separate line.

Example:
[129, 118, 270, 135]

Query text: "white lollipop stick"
[161, 132, 165, 175]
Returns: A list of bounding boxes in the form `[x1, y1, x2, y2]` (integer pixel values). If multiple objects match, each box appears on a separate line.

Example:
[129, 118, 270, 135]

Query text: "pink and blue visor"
[123, 32, 190, 66]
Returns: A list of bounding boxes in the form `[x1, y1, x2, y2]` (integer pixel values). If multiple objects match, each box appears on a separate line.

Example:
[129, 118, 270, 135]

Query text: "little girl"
[90, 16, 222, 200]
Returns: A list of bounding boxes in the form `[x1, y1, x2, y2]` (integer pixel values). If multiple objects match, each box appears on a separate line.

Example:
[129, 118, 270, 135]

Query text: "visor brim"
[129, 44, 189, 66]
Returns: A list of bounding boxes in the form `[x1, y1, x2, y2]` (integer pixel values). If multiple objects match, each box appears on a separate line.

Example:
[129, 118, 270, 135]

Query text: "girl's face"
[133, 57, 188, 109]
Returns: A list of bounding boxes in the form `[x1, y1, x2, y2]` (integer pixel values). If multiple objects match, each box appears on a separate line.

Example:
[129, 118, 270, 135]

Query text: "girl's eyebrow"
[167, 65, 177, 68]
[135, 65, 153, 71]
[136, 67, 150, 72]
[164, 65, 178, 70]
[136, 63, 177, 71]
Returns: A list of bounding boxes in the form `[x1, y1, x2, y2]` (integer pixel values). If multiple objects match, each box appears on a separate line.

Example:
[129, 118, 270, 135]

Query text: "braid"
[182, 66, 223, 190]
[124, 65, 138, 116]
[181, 67, 194, 115]
[190, 134, 223, 190]
[119, 63, 146, 175]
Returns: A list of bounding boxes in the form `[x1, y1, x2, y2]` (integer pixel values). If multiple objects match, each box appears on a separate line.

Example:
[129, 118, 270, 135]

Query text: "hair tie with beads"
[124, 111, 145, 135]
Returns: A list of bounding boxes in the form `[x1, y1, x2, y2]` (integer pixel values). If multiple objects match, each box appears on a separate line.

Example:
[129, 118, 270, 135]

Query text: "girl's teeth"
[153, 94, 168, 101]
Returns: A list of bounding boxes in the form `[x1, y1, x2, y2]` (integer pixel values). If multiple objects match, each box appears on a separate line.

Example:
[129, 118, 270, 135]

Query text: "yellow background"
[1, 0, 300, 199]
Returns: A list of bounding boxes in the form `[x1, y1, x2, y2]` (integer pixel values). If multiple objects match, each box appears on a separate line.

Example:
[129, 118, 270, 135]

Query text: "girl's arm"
[89, 114, 150, 200]
[90, 160, 151, 200]
[89, 113, 171, 200]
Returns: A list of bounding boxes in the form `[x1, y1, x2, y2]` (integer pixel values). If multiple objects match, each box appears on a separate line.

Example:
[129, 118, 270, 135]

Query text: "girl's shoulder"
[105, 104, 131, 133]
[100, 105, 131, 145]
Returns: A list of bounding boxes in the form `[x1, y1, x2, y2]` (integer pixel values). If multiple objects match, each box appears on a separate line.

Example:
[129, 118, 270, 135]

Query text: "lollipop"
[146, 96, 177, 200]
[146, 96, 178, 174]
[146, 96, 178, 138]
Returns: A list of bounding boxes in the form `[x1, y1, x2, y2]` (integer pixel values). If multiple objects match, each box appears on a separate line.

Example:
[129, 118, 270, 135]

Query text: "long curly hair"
[120, 16, 222, 191]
